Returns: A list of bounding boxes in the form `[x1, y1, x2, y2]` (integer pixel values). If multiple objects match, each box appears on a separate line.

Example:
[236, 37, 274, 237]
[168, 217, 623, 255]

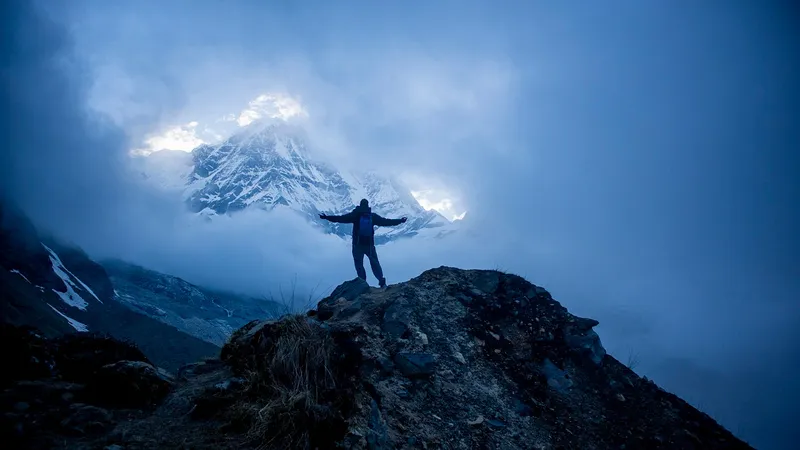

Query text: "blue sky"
[3, 1, 799, 448]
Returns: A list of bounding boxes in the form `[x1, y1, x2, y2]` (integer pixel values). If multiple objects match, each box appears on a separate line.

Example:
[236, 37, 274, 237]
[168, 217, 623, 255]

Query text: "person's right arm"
[372, 214, 407, 227]
[319, 211, 355, 223]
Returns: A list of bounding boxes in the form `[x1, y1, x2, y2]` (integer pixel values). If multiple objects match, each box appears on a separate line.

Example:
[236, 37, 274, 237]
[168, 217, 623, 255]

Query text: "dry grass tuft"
[227, 315, 354, 449]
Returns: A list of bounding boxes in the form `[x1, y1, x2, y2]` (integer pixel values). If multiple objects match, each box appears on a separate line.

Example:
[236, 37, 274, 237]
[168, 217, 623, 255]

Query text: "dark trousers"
[352, 242, 384, 282]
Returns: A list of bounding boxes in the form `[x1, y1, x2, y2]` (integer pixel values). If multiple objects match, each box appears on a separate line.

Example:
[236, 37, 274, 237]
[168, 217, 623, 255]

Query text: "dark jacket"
[323, 205, 404, 245]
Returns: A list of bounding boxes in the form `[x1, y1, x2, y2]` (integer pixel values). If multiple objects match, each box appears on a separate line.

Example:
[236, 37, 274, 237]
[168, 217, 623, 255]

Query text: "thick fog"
[2, 0, 798, 448]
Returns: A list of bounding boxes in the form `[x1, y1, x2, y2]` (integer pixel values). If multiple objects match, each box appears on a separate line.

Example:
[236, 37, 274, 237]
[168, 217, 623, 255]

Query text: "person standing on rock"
[319, 199, 407, 288]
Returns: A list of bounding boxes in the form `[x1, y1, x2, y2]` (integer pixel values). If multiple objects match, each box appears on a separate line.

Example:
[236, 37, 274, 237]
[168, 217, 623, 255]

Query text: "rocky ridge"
[1, 267, 754, 449]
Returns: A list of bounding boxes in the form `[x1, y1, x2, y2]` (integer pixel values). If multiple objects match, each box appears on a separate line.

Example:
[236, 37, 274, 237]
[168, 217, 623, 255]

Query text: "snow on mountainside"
[173, 121, 455, 244]
[44, 243, 102, 311]
[0, 203, 219, 370]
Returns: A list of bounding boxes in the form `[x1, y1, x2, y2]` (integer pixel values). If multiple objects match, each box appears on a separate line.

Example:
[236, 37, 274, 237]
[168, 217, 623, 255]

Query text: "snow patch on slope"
[10, 269, 31, 284]
[43, 245, 101, 303]
[48, 304, 89, 332]
[43, 244, 102, 310]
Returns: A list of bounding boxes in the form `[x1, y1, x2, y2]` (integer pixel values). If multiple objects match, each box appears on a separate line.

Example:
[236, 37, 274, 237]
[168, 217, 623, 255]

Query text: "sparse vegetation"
[491, 264, 510, 275]
[264, 275, 326, 317]
[626, 348, 641, 371]
[223, 315, 356, 449]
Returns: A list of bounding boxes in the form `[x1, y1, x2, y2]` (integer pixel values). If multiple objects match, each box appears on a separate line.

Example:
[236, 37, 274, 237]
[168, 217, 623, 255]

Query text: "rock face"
[1, 267, 755, 449]
[219, 267, 753, 449]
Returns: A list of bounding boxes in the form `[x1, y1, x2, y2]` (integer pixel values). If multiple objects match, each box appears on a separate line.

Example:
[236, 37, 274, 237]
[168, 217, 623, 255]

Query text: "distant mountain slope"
[0, 203, 218, 371]
[102, 259, 281, 346]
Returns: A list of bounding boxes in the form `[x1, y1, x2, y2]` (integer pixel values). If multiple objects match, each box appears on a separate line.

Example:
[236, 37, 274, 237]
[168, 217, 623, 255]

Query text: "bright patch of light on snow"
[411, 190, 467, 221]
[10, 269, 31, 284]
[43, 244, 103, 309]
[237, 93, 308, 126]
[135, 121, 207, 154]
[48, 304, 89, 332]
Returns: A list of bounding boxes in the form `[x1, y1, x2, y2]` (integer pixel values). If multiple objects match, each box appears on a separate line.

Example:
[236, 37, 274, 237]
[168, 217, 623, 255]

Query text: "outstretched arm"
[319, 212, 356, 224]
[373, 214, 408, 227]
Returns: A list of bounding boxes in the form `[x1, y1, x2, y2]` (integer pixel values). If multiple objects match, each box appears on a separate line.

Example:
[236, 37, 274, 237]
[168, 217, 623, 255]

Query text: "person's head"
[360, 199, 369, 208]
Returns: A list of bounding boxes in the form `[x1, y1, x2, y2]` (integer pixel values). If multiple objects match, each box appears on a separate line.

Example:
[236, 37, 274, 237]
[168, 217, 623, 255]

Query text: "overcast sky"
[2, 1, 798, 448]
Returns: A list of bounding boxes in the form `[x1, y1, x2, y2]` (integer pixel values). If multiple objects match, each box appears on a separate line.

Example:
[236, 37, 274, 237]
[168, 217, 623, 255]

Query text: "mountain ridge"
[102, 258, 282, 346]
[0, 202, 221, 370]
[137, 121, 457, 244]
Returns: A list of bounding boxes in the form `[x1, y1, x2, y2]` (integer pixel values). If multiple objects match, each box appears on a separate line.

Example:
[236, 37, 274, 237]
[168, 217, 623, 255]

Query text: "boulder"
[59, 404, 114, 436]
[394, 352, 437, 378]
[317, 278, 370, 320]
[564, 321, 607, 366]
[570, 316, 600, 332]
[328, 277, 371, 303]
[220, 319, 281, 372]
[53, 333, 151, 384]
[541, 358, 573, 392]
[87, 360, 173, 408]
[381, 302, 411, 340]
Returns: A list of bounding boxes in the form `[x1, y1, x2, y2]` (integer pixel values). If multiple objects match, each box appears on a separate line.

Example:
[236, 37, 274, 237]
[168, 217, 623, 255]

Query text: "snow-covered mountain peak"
[227, 120, 307, 151]
[137, 121, 457, 243]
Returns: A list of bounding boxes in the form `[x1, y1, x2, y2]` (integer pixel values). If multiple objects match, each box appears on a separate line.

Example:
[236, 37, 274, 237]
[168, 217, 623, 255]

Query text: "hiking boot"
[379, 278, 387, 288]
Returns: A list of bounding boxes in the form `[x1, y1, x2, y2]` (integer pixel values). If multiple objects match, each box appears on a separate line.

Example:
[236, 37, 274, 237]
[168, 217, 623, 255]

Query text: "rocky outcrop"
[1, 267, 755, 449]
[51, 332, 151, 384]
[219, 267, 753, 449]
